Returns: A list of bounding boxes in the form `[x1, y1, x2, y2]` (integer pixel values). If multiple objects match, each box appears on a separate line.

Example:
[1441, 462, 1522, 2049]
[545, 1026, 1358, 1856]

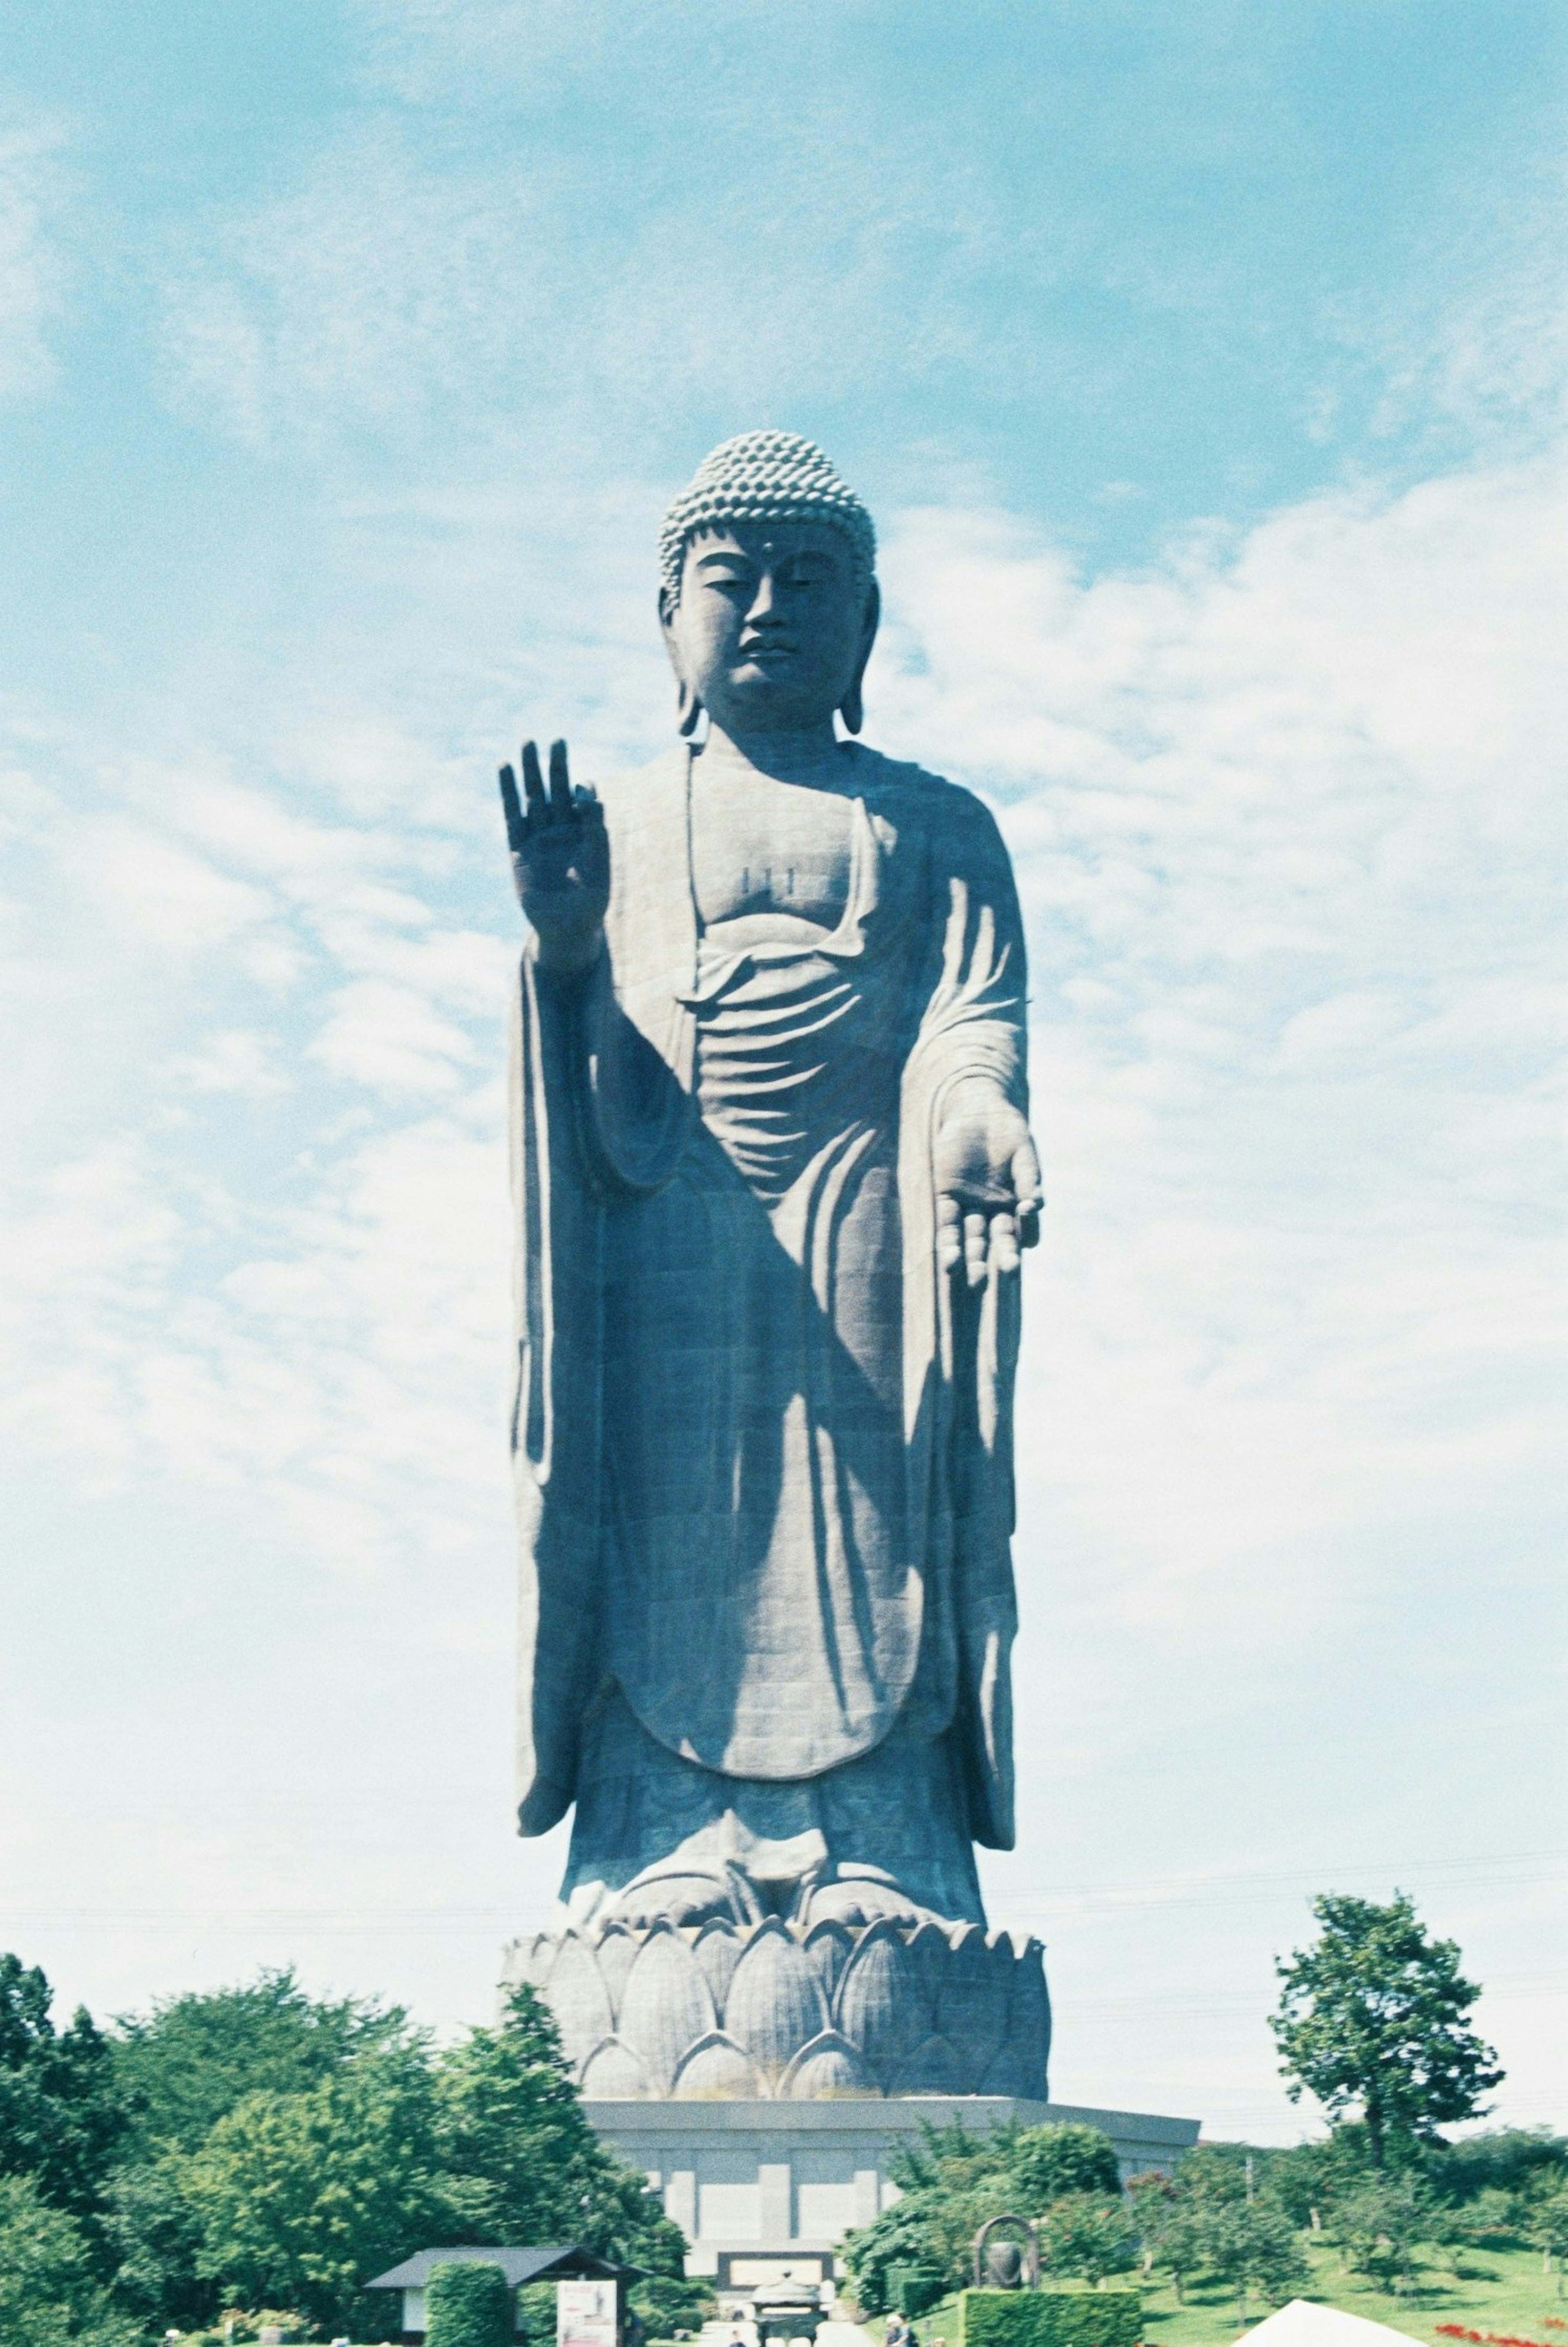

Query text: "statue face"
[662, 520, 877, 735]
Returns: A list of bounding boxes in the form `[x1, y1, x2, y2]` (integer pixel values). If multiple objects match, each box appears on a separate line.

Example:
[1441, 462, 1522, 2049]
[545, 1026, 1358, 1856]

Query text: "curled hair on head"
[659, 430, 876, 607]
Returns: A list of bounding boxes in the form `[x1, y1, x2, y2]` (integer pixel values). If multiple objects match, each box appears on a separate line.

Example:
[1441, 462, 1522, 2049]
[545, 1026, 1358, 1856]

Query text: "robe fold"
[510, 743, 1029, 1862]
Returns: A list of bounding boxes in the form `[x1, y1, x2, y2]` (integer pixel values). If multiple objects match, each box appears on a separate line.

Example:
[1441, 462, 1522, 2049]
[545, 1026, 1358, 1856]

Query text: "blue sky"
[2, 1, 1564, 2140]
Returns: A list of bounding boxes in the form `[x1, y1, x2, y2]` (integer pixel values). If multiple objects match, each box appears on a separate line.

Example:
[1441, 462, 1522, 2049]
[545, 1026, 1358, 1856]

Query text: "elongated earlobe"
[840, 581, 878, 736]
[676, 676, 703, 737]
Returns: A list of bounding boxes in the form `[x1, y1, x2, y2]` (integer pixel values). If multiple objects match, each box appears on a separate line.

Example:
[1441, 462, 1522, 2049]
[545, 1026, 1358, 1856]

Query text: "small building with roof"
[366, 2244, 635, 2343]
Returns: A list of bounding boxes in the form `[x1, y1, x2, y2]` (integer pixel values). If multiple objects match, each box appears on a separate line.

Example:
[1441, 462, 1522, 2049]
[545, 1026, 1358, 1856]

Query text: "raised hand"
[499, 738, 610, 975]
[932, 1079, 1042, 1287]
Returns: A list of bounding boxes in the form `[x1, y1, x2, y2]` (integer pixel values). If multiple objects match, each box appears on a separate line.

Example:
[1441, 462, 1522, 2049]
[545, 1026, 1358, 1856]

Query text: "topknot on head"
[659, 430, 876, 605]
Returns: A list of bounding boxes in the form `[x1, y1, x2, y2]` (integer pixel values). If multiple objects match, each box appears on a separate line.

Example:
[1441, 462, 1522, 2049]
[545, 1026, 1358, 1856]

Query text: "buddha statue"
[498, 435, 1046, 2096]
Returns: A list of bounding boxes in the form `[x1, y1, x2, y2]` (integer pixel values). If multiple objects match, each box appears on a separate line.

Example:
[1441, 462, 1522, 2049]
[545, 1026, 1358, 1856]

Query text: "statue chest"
[690, 770, 858, 933]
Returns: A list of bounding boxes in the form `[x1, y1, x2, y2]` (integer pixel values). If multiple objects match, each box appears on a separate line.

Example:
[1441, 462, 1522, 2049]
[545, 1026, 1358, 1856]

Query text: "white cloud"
[3, 437, 1562, 2122]
[871, 446, 1568, 1663]
[0, 112, 65, 400]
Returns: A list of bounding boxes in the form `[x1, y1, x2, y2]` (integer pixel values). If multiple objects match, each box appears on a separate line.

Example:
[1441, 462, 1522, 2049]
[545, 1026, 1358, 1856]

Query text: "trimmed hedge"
[955, 2289, 1143, 2347]
[427, 2262, 517, 2347]
[887, 2265, 947, 2317]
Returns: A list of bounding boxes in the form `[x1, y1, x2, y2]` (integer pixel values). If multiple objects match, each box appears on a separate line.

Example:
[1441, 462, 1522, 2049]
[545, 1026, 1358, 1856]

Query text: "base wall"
[584, 2095, 1201, 2280]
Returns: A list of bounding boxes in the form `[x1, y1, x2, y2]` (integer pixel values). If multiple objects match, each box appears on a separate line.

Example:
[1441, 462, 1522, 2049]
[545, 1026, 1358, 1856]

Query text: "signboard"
[557, 2280, 619, 2347]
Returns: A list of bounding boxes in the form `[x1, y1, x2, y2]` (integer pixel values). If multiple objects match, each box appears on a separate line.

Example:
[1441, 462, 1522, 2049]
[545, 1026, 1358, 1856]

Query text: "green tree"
[427, 2262, 514, 2347]
[629, 2275, 719, 2342]
[1007, 2127, 1123, 2209]
[0, 2173, 138, 2347]
[100, 2153, 214, 2333]
[1428, 2129, 1568, 2209]
[434, 1989, 685, 2276]
[1264, 2129, 1378, 2231]
[1271, 1894, 1503, 2167]
[1523, 2179, 1568, 2297]
[178, 2050, 444, 2331]
[1200, 2204, 1310, 2329]
[1037, 2193, 1140, 2285]
[113, 1965, 411, 2155]
[1328, 2172, 1430, 2294]
[0, 1955, 129, 2243]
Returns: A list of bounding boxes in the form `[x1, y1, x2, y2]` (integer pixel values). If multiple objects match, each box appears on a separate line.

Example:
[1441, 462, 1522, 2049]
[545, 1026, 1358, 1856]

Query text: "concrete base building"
[586, 2095, 1201, 2284]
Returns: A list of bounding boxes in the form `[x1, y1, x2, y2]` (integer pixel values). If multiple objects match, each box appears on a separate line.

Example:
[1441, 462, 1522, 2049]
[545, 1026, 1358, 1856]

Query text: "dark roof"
[368, 2245, 634, 2291]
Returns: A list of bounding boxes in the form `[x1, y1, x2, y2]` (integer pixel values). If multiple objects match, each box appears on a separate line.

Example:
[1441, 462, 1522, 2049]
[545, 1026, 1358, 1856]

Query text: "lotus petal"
[803, 1920, 853, 2008]
[724, 1919, 829, 2076]
[935, 1923, 1007, 2090]
[1007, 1938, 1051, 2095]
[594, 1926, 641, 2023]
[617, 1924, 718, 2092]
[902, 1921, 946, 2033]
[543, 1933, 614, 2071]
[693, 1920, 744, 2018]
[832, 1918, 920, 2084]
[672, 2031, 760, 2100]
[890, 2033, 964, 2094]
[977, 1935, 1049, 2098]
[580, 2035, 653, 2097]
[779, 2031, 877, 2099]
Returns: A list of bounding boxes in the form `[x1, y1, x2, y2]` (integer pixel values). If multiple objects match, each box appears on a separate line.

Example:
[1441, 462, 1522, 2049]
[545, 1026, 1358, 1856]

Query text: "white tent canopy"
[1245, 2304, 1420, 2347]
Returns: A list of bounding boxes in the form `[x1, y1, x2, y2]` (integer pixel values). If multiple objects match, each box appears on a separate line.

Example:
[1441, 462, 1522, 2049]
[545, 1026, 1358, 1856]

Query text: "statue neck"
[696, 718, 851, 788]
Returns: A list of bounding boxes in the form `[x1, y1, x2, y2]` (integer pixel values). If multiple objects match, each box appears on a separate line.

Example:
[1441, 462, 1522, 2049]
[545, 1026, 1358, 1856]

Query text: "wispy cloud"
[0, 110, 66, 399]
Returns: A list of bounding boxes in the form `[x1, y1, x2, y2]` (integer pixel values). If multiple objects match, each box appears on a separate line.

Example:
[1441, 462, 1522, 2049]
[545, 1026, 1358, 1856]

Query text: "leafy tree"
[0, 1954, 129, 2242]
[427, 2262, 514, 2347]
[628, 2275, 719, 2342]
[178, 2051, 444, 2332]
[434, 1989, 685, 2276]
[1271, 1894, 1503, 2166]
[1037, 2194, 1140, 2286]
[100, 2153, 214, 2333]
[842, 2121, 1125, 2312]
[1199, 2204, 1310, 2327]
[113, 1966, 411, 2155]
[840, 2187, 971, 2316]
[1523, 2179, 1568, 2297]
[1328, 2172, 1430, 2294]
[1008, 2127, 1123, 2209]
[1264, 2129, 1379, 2230]
[1169, 2145, 1248, 2213]
[1428, 2128, 1568, 2208]
[0, 2173, 138, 2347]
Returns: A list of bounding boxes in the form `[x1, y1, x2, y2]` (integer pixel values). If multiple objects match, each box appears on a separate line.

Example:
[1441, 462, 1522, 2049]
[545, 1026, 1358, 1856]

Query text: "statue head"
[658, 430, 880, 740]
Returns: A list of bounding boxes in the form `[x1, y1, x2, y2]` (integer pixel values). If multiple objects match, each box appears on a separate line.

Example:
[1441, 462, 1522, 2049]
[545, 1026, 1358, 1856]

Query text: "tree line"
[841, 1894, 1566, 2324]
[0, 1963, 699, 2347]
[2, 1889, 1561, 2345]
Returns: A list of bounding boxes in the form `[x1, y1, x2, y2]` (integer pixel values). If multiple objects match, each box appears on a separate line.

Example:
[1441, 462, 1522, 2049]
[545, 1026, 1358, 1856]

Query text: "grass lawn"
[900, 2248, 1566, 2347]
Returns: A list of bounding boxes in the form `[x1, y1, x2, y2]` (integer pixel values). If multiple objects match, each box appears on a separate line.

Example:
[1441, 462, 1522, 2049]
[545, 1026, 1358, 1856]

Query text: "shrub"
[955, 2288, 1142, 2347]
[427, 2262, 516, 2347]
[1037, 2197, 1139, 2287]
[630, 2275, 717, 2340]
[1008, 2129, 1124, 2209]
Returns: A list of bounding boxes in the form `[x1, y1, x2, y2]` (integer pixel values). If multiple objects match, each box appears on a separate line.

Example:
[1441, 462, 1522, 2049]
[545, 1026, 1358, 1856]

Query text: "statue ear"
[660, 588, 704, 738]
[839, 579, 880, 736]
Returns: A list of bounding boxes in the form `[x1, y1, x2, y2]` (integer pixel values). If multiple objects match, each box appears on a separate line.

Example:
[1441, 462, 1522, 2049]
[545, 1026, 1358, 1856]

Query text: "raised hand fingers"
[498, 763, 526, 855]
[548, 738, 571, 811]
[521, 739, 546, 815]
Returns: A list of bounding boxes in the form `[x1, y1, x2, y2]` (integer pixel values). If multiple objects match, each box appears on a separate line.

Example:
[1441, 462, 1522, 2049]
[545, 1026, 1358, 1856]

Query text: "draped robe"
[510, 743, 1029, 1883]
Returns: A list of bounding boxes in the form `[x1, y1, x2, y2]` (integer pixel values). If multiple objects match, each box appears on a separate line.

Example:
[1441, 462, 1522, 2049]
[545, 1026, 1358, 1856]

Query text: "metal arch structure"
[972, 2214, 1040, 2291]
